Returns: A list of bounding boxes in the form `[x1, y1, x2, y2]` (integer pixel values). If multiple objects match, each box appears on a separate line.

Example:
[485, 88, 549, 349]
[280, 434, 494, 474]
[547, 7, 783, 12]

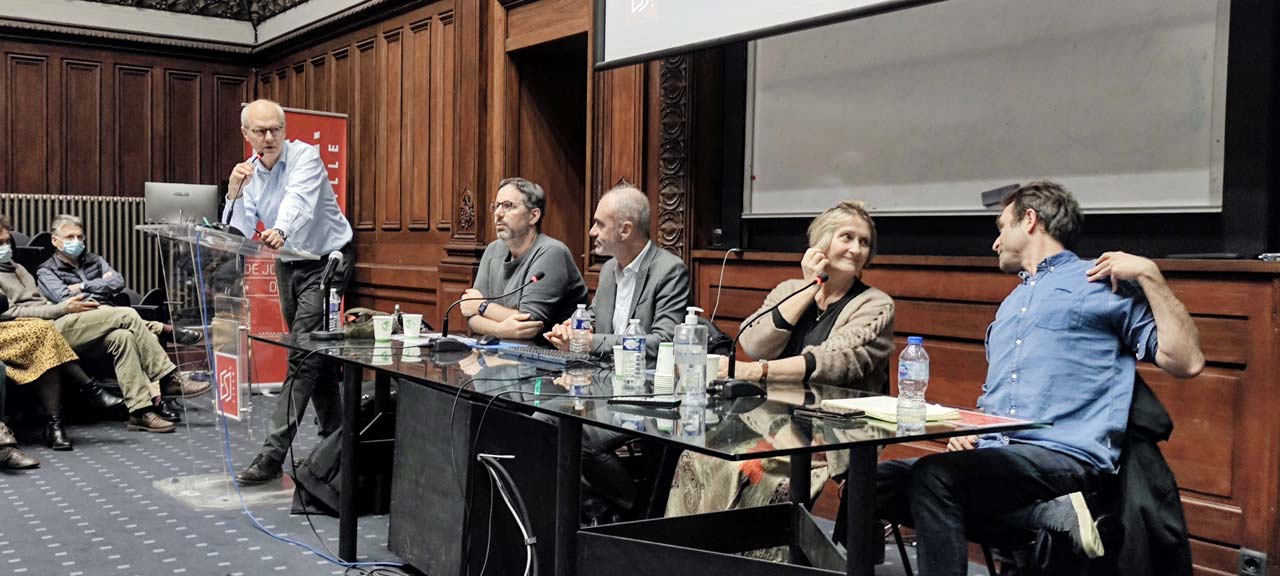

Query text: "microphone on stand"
[311, 251, 346, 341]
[434, 271, 546, 353]
[708, 273, 828, 398]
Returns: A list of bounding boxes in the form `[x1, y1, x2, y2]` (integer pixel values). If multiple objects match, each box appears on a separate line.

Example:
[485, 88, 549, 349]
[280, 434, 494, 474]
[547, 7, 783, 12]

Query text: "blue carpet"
[0, 393, 400, 576]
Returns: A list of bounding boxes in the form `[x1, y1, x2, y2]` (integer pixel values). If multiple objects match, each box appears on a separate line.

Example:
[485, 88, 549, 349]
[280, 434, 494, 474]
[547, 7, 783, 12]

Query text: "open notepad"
[819, 396, 959, 423]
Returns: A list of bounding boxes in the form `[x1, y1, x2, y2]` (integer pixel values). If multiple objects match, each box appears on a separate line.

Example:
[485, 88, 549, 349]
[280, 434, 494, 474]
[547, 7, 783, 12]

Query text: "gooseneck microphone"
[434, 271, 546, 352]
[711, 273, 828, 398]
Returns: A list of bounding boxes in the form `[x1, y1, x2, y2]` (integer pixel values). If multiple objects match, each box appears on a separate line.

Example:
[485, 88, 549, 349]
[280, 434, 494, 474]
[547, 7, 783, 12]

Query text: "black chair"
[8, 230, 30, 248]
[27, 231, 51, 250]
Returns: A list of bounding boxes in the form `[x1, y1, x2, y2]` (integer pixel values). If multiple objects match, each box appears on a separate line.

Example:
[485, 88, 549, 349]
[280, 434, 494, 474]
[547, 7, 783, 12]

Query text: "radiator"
[0, 194, 159, 295]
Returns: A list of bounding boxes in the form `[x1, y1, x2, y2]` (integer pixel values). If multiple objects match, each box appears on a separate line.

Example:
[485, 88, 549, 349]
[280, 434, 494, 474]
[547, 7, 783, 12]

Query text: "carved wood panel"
[354, 37, 378, 231]
[407, 18, 432, 231]
[8, 54, 49, 196]
[379, 29, 404, 231]
[657, 55, 691, 262]
[114, 65, 153, 197]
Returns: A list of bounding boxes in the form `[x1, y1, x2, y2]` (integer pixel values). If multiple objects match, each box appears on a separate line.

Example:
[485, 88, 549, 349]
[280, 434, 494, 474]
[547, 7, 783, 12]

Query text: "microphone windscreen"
[531, 271, 546, 282]
[817, 273, 830, 284]
[328, 250, 344, 263]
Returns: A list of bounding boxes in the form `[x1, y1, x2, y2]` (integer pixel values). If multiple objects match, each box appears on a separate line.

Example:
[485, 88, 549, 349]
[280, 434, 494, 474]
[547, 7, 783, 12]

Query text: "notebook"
[819, 396, 959, 423]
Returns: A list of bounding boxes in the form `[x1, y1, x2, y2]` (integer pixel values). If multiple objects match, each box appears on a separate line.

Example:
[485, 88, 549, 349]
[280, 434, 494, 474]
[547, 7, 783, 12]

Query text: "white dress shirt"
[222, 139, 353, 261]
[612, 241, 653, 335]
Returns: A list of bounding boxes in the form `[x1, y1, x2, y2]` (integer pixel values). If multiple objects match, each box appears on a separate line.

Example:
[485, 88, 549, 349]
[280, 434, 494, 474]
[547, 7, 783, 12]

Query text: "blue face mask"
[0, 244, 12, 264]
[60, 239, 85, 258]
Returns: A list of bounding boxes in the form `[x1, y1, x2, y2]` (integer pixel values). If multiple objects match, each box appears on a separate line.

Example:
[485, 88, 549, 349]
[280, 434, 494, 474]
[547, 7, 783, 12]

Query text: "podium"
[137, 223, 319, 507]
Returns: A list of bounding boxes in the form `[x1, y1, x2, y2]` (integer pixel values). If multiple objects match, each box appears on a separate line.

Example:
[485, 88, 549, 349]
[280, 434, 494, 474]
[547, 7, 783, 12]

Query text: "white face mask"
[0, 244, 12, 264]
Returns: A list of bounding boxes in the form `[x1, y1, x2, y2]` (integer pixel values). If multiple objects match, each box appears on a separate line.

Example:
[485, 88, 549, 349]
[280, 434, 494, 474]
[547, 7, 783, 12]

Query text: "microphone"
[310, 251, 346, 341]
[712, 273, 828, 397]
[434, 271, 546, 353]
[223, 153, 261, 226]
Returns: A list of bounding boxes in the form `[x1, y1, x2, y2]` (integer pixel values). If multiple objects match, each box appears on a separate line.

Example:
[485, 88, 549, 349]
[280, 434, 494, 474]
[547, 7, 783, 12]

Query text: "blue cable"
[191, 228, 404, 570]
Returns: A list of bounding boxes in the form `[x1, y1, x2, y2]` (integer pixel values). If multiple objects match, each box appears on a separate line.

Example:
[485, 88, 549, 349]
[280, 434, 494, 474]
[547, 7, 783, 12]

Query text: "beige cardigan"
[738, 278, 895, 390]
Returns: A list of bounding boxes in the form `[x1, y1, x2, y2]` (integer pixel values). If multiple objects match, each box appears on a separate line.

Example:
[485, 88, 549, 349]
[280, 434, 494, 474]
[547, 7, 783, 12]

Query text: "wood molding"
[657, 55, 692, 263]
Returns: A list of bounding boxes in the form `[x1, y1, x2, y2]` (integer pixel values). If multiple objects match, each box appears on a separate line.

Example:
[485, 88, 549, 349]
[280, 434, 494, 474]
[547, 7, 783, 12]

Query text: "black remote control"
[607, 395, 681, 409]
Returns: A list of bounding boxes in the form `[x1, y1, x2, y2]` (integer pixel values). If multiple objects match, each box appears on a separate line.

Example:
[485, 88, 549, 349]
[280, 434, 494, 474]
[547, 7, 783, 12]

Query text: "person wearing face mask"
[36, 215, 201, 348]
[0, 216, 207, 435]
[665, 201, 896, 553]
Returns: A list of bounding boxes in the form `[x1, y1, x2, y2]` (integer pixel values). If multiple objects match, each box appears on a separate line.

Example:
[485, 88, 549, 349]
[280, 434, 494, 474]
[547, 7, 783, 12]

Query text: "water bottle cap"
[629, 318, 640, 325]
[577, 303, 586, 310]
[907, 336, 924, 345]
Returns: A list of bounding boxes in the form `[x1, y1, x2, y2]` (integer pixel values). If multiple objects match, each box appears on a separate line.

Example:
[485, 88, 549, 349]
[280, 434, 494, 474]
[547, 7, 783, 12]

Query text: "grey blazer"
[590, 244, 690, 359]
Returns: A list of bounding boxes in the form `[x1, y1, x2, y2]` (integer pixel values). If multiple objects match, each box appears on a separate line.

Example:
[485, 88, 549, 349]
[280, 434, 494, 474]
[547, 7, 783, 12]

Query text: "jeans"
[261, 244, 353, 462]
[877, 443, 1098, 576]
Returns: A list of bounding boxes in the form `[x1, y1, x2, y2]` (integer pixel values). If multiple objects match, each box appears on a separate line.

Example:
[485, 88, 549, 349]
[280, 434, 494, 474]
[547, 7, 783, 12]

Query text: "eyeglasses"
[248, 126, 284, 138]
[490, 200, 521, 213]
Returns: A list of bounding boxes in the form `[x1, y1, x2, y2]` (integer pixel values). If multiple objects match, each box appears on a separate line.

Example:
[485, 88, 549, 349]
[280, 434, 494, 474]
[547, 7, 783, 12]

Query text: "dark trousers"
[877, 443, 1098, 576]
[262, 244, 354, 462]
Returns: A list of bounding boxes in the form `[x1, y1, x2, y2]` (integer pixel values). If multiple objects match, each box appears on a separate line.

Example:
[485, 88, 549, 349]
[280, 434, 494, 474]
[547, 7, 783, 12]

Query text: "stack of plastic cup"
[654, 342, 676, 395]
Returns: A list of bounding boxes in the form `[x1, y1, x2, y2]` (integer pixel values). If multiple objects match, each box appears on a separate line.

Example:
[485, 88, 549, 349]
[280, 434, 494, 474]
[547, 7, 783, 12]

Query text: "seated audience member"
[0, 218, 211, 434]
[0, 291, 80, 453]
[545, 183, 690, 358]
[462, 177, 588, 338]
[36, 214, 199, 345]
[876, 181, 1203, 576]
[666, 201, 896, 557]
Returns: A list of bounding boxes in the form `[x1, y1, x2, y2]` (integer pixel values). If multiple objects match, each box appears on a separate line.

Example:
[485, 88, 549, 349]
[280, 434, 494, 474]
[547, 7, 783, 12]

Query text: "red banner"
[243, 107, 349, 386]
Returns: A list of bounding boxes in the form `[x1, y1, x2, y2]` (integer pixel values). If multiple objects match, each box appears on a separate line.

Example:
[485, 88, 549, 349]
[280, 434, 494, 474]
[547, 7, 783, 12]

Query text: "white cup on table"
[402, 313, 423, 338]
[372, 315, 394, 341]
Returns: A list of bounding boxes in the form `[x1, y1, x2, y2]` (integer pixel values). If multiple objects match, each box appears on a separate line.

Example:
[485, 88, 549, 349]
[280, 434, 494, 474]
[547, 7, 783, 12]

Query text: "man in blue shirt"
[876, 181, 1204, 575]
[225, 99, 355, 485]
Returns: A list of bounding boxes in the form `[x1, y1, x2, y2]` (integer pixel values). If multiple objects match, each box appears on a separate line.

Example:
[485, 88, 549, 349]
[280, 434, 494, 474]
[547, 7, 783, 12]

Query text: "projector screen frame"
[740, 0, 1232, 219]
[593, 0, 950, 70]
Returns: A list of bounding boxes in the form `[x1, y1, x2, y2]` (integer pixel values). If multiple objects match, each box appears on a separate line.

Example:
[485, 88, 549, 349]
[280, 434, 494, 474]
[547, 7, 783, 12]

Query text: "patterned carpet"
[0, 393, 402, 576]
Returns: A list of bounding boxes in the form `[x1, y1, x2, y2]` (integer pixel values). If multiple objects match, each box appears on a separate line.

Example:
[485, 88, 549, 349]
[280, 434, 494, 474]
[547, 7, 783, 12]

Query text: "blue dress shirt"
[978, 251, 1159, 473]
[222, 139, 353, 261]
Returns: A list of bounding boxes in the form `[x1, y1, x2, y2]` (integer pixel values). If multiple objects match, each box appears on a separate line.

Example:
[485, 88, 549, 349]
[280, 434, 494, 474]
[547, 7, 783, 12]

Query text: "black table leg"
[788, 451, 813, 564]
[374, 372, 391, 413]
[845, 445, 877, 576]
[556, 419, 582, 576]
[339, 361, 362, 562]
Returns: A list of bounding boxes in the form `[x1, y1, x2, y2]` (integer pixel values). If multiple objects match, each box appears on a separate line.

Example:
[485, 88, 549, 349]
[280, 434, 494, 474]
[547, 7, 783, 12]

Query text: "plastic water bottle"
[569, 304, 593, 355]
[327, 288, 341, 332]
[674, 306, 708, 403]
[897, 336, 930, 430]
[621, 319, 646, 389]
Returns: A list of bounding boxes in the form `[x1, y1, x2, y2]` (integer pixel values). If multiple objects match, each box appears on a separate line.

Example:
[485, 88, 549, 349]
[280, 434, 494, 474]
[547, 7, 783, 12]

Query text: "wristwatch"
[757, 359, 769, 385]
[476, 301, 490, 318]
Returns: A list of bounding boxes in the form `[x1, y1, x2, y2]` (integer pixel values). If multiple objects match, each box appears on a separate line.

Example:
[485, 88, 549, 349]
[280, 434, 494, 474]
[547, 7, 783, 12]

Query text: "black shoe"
[153, 398, 182, 423]
[236, 454, 283, 485]
[80, 378, 125, 413]
[174, 328, 203, 346]
[45, 413, 73, 451]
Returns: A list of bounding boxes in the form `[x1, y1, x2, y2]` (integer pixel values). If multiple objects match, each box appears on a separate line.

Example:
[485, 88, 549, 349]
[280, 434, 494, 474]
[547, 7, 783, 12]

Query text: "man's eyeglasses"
[248, 126, 284, 138]
[490, 200, 521, 213]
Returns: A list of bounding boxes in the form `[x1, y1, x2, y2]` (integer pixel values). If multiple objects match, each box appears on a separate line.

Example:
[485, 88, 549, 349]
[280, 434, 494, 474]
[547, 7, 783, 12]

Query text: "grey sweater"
[0, 262, 71, 320]
[472, 233, 588, 326]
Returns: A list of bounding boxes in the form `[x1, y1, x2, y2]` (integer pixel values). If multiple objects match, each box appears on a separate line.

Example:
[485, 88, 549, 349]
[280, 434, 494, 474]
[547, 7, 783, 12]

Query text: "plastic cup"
[372, 315, 394, 341]
[402, 313, 423, 338]
[656, 342, 676, 377]
[705, 354, 724, 387]
[612, 345, 629, 377]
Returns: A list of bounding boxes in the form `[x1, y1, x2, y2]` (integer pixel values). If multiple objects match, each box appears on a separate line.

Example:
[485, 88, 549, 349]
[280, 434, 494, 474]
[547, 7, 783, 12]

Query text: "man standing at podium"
[224, 99, 355, 485]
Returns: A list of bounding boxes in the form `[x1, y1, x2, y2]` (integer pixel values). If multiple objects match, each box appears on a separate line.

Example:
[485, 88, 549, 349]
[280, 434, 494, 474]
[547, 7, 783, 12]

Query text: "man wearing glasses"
[461, 177, 587, 340]
[223, 99, 355, 485]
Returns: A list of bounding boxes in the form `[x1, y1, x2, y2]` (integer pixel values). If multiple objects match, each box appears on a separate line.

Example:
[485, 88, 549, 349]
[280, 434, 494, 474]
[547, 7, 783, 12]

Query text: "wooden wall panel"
[7, 54, 49, 195]
[379, 29, 404, 231]
[354, 38, 378, 231]
[690, 250, 1280, 574]
[256, 2, 458, 324]
[114, 65, 153, 198]
[213, 75, 249, 176]
[164, 70, 202, 183]
[62, 60, 101, 195]
[0, 39, 246, 198]
[407, 19, 432, 230]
